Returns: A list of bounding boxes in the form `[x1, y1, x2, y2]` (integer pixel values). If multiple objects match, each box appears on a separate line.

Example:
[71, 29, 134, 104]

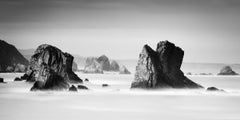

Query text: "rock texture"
[218, 66, 238, 75]
[131, 40, 202, 89]
[84, 55, 130, 74]
[0, 40, 29, 72]
[119, 65, 131, 74]
[84, 57, 103, 73]
[97, 55, 111, 71]
[22, 44, 82, 90]
[110, 60, 120, 71]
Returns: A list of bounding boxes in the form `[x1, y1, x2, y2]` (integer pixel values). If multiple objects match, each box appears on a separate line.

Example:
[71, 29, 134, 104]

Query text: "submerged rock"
[207, 87, 224, 92]
[14, 77, 22, 81]
[102, 84, 109, 87]
[84, 78, 89, 82]
[131, 40, 202, 89]
[77, 85, 88, 90]
[119, 65, 131, 74]
[218, 66, 238, 75]
[0, 40, 29, 72]
[23, 44, 82, 91]
[69, 85, 78, 92]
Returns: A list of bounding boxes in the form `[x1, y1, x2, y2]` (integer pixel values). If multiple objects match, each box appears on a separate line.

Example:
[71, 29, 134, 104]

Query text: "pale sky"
[0, 0, 240, 63]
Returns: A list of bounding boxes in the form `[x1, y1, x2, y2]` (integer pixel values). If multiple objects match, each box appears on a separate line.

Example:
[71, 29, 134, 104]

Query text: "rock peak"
[131, 40, 202, 89]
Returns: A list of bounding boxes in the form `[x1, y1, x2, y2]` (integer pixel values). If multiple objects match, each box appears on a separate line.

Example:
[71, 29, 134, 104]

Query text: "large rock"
[97, 55, 111, 71]
[119, 65, 131, 74]
[84, 57, 103, 73]
[110, 60, 120, 71]
[0, 40, 29, 72]
[131, 40, 202, 89]
[218, 66, 238, 75]
[22, 44, 82, 91]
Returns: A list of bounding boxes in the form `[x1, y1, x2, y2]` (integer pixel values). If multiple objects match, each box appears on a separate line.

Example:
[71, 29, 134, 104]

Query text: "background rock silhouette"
[131, 40, 202, 89]
[22, 44, 82, 90]
[218, 66, 238, 75]
[84, 57, 103, 73]
[119, 65, 131, 74]
[0, 40, 28, 72]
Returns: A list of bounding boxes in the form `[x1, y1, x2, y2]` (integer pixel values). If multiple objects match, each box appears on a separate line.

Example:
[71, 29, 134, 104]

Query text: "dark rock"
[207, 87, 224, 92]
[69, 85, 78, 92]
[0, 78, 4, 83]
[119, 65, 131, 74]
[131, 40, 203, 89]
[24, 44, 82, 91]
[77, 85, 88, 90]
[110, 60, 120, 71]
[84, 57, 103, 73]
[218, 66, 238, 75]
[0, 40, 29, 72]
[97, 55, 111, 71]
[84, 78, 89, 82]
[102, 84, 109, 87]
[14, 77, 22, 81]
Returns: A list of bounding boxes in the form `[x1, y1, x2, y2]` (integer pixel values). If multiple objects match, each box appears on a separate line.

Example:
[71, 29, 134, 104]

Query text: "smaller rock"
[207, 87, 224, 92]
[84, 78, 89, 82]
[69, 85, 78, 92]
[186, 72, 192, 75]
[218, 66, 238, 75]
[77, 85, 88, 90]
[119, 66, 131, 74]
[14, 77, 22, 81]
[102, 84, 109, 87]
[0, 78, 4, 83]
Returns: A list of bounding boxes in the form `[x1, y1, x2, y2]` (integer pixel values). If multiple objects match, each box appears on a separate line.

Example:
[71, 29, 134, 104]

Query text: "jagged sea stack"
[22, 44, 82, 90]
[131, 40, 202, 89]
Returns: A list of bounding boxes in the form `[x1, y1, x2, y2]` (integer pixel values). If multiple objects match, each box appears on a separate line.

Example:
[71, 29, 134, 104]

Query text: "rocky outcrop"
[131, 40, 202, 89]
[97, 55, 111, 71]
[84, 55, 130, 74]
[207, 87, 224, 92]
[84, 57, 103, 73]
[21, 44, 82, 91]
[110, 60, 120, 71]
[0, 78, 4, 83]
[0, 40, 29, 72]
[218, 66, 238, 75]
[77, 85, 88, 90]
[119, 65, 131, 74]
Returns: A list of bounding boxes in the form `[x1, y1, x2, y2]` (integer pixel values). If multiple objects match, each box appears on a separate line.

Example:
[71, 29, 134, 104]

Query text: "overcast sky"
[0, 0, 240, 63]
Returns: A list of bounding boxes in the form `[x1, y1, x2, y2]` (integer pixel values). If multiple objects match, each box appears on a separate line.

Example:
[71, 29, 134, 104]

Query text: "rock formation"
[84, 55, 130, 74]
[110, 60, 120, 71]
[131, 40, 202, 89]
[0, 40, 29, 72]
[84, 57, 103, 73]
[218, 66, 238, 75]
[119, 65, 131, 74]
[21, 44, 82, 90]
[97, 55, 111, 71]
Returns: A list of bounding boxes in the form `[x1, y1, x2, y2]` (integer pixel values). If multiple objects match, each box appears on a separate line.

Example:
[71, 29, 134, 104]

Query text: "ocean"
[0, 70, 240, 120]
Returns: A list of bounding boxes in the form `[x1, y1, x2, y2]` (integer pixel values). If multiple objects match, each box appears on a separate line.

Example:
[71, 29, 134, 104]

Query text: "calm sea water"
[0, 72, 240, 120]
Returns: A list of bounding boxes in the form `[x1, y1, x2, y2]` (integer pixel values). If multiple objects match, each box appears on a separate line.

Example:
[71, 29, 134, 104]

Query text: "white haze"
[0, 73, 240, 120]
